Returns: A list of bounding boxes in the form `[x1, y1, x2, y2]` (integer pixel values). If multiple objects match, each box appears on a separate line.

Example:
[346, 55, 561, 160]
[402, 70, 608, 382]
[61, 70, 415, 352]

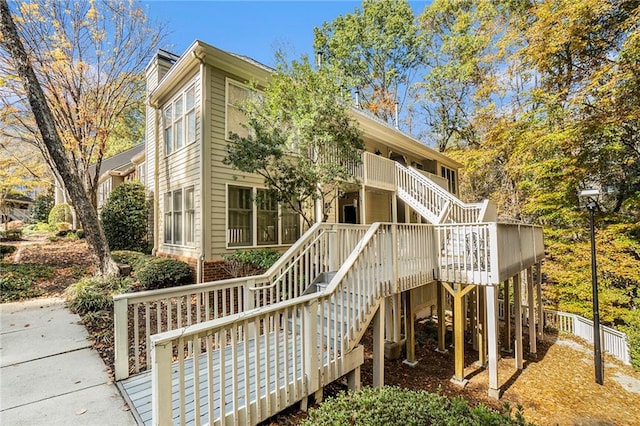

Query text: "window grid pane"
[185, 188, 195, 245]
[257, 189, 277, 245]
[228, 186, 252, 246]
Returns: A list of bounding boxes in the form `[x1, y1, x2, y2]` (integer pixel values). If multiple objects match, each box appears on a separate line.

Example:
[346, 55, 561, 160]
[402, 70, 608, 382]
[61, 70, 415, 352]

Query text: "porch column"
[443, 282, 475, 385]
[536, 263, 544, 341]
[373, 299, 385, 387]
[503, 279, 512, 353]
[513, 273, 524, 370]
[359, 186, 366, 225]
[486, 285, 501, 399]
[391, 192, 398, 223]
[404, 289, 418, 366]
[436, 282, 447, 353]
[527, 267, 537, 356]
[477, 286, 487, 366]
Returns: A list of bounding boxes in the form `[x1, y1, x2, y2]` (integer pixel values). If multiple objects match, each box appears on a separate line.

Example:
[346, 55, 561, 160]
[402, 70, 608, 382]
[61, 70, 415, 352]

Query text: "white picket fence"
[498, 300, 631, 365]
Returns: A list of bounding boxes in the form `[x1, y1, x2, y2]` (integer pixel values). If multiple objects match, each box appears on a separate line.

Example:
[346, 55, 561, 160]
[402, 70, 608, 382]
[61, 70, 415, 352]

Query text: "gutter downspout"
[195, 50, 207, 283]
[152, 105, 160, 256]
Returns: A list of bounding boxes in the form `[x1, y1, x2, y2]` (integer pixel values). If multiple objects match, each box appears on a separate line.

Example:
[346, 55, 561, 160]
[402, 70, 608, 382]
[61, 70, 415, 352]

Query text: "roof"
[88, 144, 145, 182]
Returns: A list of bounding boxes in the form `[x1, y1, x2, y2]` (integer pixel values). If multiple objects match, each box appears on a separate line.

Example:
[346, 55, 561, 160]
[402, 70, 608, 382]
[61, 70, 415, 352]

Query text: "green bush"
[100, 181, 149, 252]
[32, 194, 54, 222]
[302, 387, 531, 426]
[0, 244, 16, 259]
[0, 228, 22, 241]
[112, 250, 148, 270]
[48, 203, 72, 226]
[64, 276, 133, 314]
[222, 248, 281, 277]
[136, 257, 193, 290]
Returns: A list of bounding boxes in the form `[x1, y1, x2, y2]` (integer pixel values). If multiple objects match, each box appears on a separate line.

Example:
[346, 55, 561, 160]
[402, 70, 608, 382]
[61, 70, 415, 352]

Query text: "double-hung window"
[257, 189, 278, 245]
[226, 79, 259, 140]
[164, 187, 195, 246]
[163, 85, 197, 155]
[228, 186, 253, 247]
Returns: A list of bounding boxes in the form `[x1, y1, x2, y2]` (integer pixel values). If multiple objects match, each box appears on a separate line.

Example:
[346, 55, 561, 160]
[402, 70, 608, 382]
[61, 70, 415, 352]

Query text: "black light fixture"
[579, 188, 603, 385]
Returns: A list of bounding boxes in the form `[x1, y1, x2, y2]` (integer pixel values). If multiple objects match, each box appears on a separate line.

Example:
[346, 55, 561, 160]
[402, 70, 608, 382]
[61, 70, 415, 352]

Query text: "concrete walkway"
[1, 298, 136, 425]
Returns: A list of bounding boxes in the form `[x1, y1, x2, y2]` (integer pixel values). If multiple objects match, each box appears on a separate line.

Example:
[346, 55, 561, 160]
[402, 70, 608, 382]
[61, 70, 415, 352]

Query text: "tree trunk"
[0, 1, 119, 277]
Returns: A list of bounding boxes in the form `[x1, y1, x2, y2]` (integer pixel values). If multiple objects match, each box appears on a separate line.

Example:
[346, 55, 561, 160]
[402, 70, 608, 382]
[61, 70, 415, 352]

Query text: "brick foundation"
[154, 253, 238, 283]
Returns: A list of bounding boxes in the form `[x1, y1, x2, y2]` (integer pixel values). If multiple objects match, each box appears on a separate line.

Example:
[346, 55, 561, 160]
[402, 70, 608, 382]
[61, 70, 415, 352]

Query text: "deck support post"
[527, 267, 537, 356]
[359, 185, 366, 225]
[513, 274, 524, 370]
[373, 300, 385, 387]
[436, 282, 447, 353]
[503, 279, 512, 353]
[471, 289, 478, 350]
[151, 339, 173, 425]
[486, 285, 501, 399]
[404, 288, 418, 367]
[347, 366, 361, 392]
[477, 286, 487, 366]
[536, 263, 544, 341]
[443, 282, 475, 385]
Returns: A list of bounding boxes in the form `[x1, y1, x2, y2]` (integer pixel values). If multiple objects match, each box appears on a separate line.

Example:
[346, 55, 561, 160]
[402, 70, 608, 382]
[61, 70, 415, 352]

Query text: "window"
[441, 166, 457, 195]
[257, 189, 278, 245]
[281, 205, 300, 244]
[164, 187, 195, 246]
[98, 179, 112, 209]
[226, 79, 256, 139]
[228, 186, 252, 246]
[185, 187, 195, 245]
[227, 186, 301, 247]
[137, 163, 145, 185]
[163, 85, 197, 155]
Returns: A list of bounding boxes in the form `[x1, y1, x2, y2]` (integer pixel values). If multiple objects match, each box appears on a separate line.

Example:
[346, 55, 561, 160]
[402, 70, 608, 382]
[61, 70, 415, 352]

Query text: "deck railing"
[149, 222, 403, 425]
[113, 223, 368, 380]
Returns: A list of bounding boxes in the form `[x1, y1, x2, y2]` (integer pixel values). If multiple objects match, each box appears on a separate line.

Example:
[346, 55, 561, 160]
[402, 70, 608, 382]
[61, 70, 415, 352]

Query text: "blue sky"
[143, 1, 430, 66]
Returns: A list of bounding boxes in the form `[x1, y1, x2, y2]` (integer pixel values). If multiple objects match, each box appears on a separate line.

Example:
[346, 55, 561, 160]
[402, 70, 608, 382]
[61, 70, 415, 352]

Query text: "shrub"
[64, 276, 132, 314]
[100, 181, 149, 252]
[32, 193, 54, 222]
[111, 250, 148, 271]
[0, 244, 16, 259]
[48, 203, 72, 226]
[302, 387, 531, 426]
[222, 248, 281, 277]
[0, 228, 22, 241]
[136, 257, 193, 290]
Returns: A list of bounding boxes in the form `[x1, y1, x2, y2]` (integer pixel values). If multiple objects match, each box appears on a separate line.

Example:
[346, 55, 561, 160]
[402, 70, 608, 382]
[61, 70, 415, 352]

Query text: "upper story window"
[226, 79, 261, 140]
[164, 85, 197, 155]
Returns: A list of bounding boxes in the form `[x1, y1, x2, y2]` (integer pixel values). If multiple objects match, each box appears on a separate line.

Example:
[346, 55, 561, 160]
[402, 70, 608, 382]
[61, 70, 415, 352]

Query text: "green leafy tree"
[224, 56, 364, 226]
[313, 0, 422, 127]
[100, 181, 148, 252]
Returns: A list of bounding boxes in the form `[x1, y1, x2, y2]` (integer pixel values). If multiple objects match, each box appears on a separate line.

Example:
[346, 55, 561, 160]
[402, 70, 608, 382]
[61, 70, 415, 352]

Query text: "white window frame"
[163, 84, 197, 156]
[225, 78, 262, 141]
[225, 184, 301, 249]
[163, 186, 195, 247]
[440, 165, 457, 195]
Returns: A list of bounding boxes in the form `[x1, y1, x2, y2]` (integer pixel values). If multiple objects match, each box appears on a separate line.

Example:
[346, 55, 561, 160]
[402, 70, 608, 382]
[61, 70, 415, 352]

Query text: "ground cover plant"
[302, 386, 531, 426]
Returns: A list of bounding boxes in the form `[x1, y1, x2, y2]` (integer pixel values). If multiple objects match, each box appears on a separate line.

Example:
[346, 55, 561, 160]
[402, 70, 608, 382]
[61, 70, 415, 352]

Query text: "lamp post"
[580, 188, 603, 385]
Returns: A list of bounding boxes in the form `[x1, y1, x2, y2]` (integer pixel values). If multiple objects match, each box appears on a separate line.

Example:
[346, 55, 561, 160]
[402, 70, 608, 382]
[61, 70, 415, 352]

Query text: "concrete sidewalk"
[1, 298, 136, 425]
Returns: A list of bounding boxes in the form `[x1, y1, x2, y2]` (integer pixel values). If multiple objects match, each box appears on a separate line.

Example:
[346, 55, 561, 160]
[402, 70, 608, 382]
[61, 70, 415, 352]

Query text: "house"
[0, 192, 33, 225]
[144, 44, 466, 283]
[87, 143, 146, 210]
[112, 41, 545, 425]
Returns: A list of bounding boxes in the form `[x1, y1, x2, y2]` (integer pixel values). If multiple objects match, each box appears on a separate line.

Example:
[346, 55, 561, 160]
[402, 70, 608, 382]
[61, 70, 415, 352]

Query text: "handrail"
[248, 228, 336, 290]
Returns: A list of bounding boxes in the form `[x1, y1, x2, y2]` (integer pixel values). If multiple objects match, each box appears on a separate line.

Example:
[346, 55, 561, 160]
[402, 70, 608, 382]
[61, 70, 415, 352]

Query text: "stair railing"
[113, 223, 367, 380]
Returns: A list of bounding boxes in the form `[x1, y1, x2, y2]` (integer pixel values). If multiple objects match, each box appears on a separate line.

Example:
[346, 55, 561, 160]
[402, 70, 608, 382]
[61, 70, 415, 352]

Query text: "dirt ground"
[3, 239, 640, 425]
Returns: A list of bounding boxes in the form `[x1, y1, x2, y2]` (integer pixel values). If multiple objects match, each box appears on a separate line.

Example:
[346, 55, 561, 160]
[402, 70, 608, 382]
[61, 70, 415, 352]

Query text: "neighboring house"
[0, 192, 33, 224]
[112, 41, 545, 425]
[88, 143, 146, 210]
[144, 43, 465, 283]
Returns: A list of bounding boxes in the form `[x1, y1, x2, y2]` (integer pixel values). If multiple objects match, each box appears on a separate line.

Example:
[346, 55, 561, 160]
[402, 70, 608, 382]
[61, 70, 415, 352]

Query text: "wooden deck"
[119, 333, 304, 425]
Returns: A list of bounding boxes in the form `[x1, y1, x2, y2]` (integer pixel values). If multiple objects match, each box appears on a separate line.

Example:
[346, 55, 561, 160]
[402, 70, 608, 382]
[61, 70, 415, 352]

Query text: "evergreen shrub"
[100, 181, 149, 252]
[136, 257, 193, 290]
[48, 203, 72, 226]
